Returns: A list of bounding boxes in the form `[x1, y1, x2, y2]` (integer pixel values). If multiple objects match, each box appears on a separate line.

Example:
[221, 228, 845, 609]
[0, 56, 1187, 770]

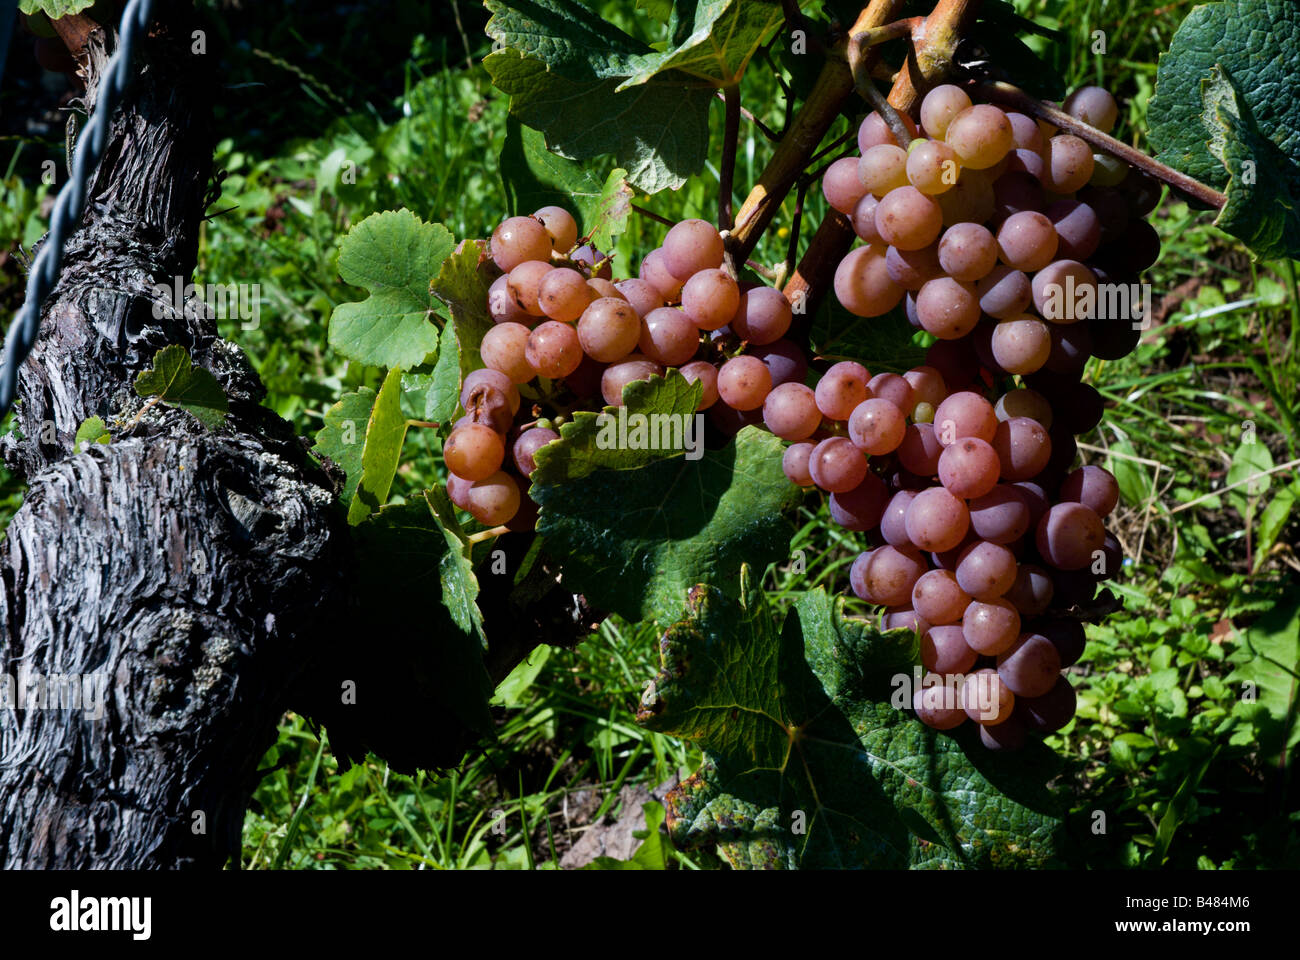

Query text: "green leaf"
[637, 0, 672, 24]
[637, 571, 1064, 868]
[423, 485, 488, 647]
[1199, 66, 1300, 260]
[313, 388, 376, 503]
[484, 0, 652, 78]
[431, 238, 494, 379]
[1148, 1, 1300, 256]
[328, 210, 450, 370]
[530, 372, 802, 624]
[491, 645, 552, 707]
[499, 117, 634, 251]
[809, 298, 926, 373]
[134, 344, 229, 431]
[73, 416, 110, 454]
[20, 1, 95, 16]
[1226, 438, 1273, 518]
[485, 49, 712, 195]
[350, 501, 493, 734]
[347, 368, 409, 526]
[1226, 590, 1300, 754]
[1256, 480, 1298, 571]
[618, 0, 782, 89]
[400, 322, 462, 424]
[1150, 0, 1299, 186]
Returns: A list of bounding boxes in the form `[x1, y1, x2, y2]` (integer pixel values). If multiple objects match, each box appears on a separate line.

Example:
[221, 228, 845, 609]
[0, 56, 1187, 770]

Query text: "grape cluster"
[455, 207, 803, 526]
[814, 83, 1153, 749]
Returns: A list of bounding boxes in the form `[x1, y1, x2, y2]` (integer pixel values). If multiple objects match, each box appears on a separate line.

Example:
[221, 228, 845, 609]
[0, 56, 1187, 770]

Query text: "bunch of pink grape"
[450, 207, 805, 526]
[810, 83, 1151, 750]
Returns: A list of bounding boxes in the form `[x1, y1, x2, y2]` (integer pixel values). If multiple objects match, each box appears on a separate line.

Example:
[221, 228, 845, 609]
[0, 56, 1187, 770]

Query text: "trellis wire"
[0, 0, 155, 419]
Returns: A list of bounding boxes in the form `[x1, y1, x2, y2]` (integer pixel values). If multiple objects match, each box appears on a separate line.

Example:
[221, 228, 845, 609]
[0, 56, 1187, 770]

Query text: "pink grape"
[732, 286, 792, 345]
[1043, 135, 1095, 193]
[904, 486, 970, 552]
[680, 360, 720, 409]
[638, 307, 700, 366]
[996, 633, 1062, 698]
[445, 423, 505, 482]
[881, 490, 918, 547]
[600, 358, 664, 407]
[763, 382, 821, 441]
[938, 437, 1001, 499]
[852, 544, 928, 606]
[962, 599, 1021, 655]
[834, 245, 904, 317]
[1004, 563, 1054, 616]
[914, 678, 968, 730]
[851, 194, 883, 242]
[815, 360, 871, 421]
[639, 248, 683, 302]
[875, 186, 943, 250]
[533, 206, 577, 253]
[616, 278, 665, 318]
[897, 422, 944, 475]
[885, 243, 943, 290]
[968, 485, 1031, 544]
[960, 668, 1016, 725]
[1036, 502, 1105, 570]
[662, 218, 724, 280]
[944, 104, 1014, 169]
[919, 84, 972, 139]
[921, 624, 978, 675]
[848, 398, 907, 455]
[538, 266, 592, 322]
[915, 276, 980, 339]
[1062, 86, 1118, 133]
[461, 368, 521, 415]
[866, 373, 914, 413]
[492, 216, 552, 272]
[976, 265, 1032, 320]
[933, 392, 998, 446]
[488, 274, 534, 326]
[507, 260, 554, 316]
[996, 211, 1058, 272]
[717, 355, 772, 411]
[937, 221, 998, 281]
[992, 417, 1052, 481]
[1060, 465, 1119, 517]
[911, 569, 971, 625]
[512, 427, 560, 476]
[809, 436, 868, 493]
[480, 321, 535, 384]
[823, 156, 869, 214]
[682, 268, 740, 331]
[829, 472, 890, 531]
[782, 442, 816, 486]
[465, 470, 522, 525]
[955, 540, 1018, 600]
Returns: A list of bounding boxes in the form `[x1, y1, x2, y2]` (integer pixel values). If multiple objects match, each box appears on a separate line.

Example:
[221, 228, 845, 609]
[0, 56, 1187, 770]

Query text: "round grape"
[492, 216, 552, 272]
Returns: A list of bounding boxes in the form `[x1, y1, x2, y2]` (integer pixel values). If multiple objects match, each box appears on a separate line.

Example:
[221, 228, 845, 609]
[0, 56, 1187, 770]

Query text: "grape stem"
[467, 525, 511, 545]
[851, 17, 924, 49]
[974, 79, 1228, 210]
[631, 203, 674, 227]
[716, 89, 780, 142]
[719, 83, 742, 232]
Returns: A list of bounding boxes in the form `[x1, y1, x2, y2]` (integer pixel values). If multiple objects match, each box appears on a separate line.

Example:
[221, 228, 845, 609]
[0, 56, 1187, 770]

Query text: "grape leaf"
[350, 501, 492, 732]
[1149, 0, 1299, 187]
[485, 49, 712, 195]
[1147, 0, 1300, 257]
[400, 322, 462, 424]
[431, 238, 494, 380]
[1199, 66, 1300, 261]
[499, 117, 634, 251]
[134, 344, 229, 431]
[637, 570, 1065, 868]
[314, 387, 376, 503]
[19, 1, 95, 16]
[1227, 590, 1300, 754]
[423, 485, 488, 647]
[73, 416, 110, 453]
[347, 368, 409, 526]
[809, 298, 927, 373]
[530, 372, 801, 624]
[618, 0, 783, 89]
[328, 210, 450, 370]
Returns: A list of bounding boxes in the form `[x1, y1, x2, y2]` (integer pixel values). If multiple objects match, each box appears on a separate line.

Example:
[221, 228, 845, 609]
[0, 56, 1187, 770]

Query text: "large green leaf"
[637, 571, 1065, 868]
[134, 344, 229, 431]
[1148, 0, 1300, 257]
[618, 0, 782, 89]
[1199, 66, 1300, 261]
[1227, 590, 1300, 754]
[423, 484, 488, 647]
[483, 0, 719, 193]
[500, 118, 634, 251]
[431, 238, 494, 380]
[328, 210, 450, 370]
[350, 501, 492, 732]
[530, 372, 802, 624]
[347, 368, 409, 525]
[485, 50, 712, 195]
[314, 387, 376, 503]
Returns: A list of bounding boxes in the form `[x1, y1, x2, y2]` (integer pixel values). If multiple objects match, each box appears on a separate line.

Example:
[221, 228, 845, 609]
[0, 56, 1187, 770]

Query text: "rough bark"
[0, 12, 349, 869]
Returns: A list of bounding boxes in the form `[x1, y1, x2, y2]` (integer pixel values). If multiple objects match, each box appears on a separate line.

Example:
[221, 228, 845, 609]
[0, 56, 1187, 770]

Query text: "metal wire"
[0, 0, 155, 419]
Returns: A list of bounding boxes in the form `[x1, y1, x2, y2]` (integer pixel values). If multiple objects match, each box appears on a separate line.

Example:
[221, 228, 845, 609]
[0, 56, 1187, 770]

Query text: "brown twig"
[975, 80, 1227, 210]
[717, 89, 780, 142]
[719, 84, 742, 230]
[732, 0, 908, 261]
[632, 203, 675, 227]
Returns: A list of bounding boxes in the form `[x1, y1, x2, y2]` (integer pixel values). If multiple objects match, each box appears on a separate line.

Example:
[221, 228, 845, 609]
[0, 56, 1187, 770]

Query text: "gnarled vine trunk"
[0, 11, 351, 869]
